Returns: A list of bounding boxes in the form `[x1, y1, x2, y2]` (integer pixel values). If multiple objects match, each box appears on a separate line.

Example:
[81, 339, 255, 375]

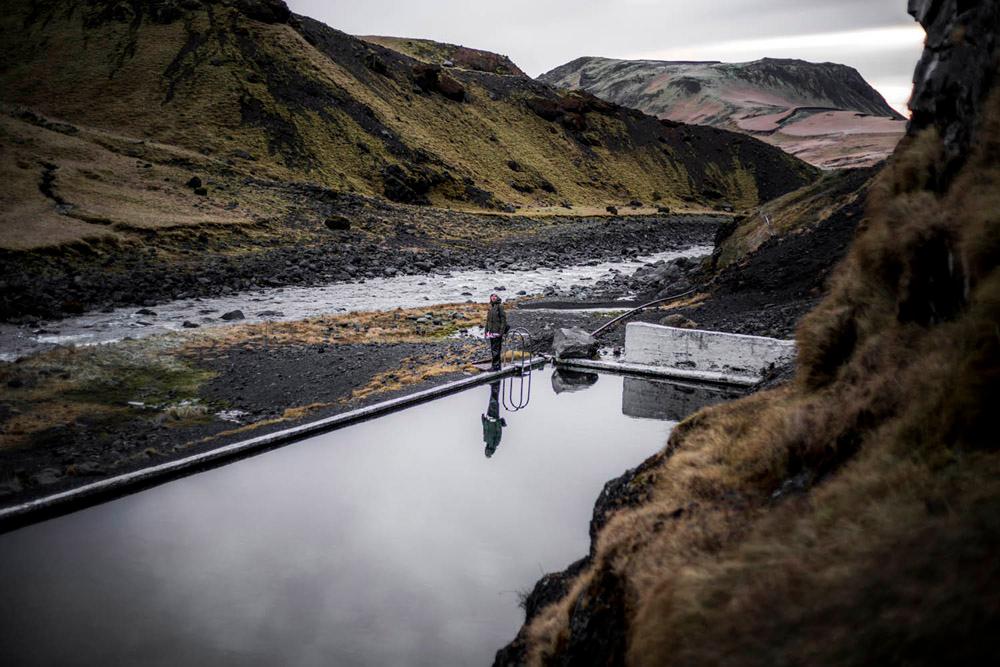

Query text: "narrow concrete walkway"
[0, 358, 545, 531]
[555, 358, 760, 387]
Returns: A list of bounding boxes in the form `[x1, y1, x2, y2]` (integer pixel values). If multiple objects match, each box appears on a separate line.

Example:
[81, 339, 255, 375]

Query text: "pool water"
[0, 368, 736, 665]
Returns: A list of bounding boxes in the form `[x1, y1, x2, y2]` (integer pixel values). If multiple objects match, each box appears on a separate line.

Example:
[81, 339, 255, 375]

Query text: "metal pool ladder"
[502, 327, 533, 411]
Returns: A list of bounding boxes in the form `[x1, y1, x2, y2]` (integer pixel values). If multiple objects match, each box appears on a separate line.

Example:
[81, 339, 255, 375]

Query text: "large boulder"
[552, 327, 598, 360]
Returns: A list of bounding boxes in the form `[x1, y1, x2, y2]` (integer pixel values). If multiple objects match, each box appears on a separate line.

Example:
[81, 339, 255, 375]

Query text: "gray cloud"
[289, 1, 924, 112]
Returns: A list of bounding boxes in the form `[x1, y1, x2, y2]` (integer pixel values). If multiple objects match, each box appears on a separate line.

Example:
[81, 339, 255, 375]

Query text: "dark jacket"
[485, 302, 509, 335]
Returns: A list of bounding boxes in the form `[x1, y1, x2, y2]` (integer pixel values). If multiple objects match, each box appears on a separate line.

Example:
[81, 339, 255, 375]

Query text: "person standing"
[484, 293, 509, 371]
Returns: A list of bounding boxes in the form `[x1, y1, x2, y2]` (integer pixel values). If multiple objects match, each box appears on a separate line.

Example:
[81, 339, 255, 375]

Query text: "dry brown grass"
[1, 302, 488, 450]
[516, 76, 1000, 667]
[181, 302, 486, 353]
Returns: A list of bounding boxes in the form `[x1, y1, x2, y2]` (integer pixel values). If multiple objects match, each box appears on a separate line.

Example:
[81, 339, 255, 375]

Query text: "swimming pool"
[0, 367, 738, 665]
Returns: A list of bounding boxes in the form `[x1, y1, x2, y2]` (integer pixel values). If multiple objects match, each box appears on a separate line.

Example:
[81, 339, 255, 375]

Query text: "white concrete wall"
[624, 322, 796, 382]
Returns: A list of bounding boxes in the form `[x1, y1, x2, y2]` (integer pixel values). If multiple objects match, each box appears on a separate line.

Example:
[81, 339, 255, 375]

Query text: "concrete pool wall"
[624, 322, 796, 383]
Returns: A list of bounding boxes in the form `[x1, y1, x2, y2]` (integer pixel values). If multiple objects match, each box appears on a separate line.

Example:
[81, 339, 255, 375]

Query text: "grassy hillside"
[0, 0, 815, 254]
[712, 166, 878, 270]
[500, 1, 1000, 663]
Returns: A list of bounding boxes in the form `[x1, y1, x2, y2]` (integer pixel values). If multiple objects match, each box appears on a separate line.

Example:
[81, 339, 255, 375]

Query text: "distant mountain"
[358, 36, 527, 77]
[539, 57, 908, 169]
[0, 0, 817, 255]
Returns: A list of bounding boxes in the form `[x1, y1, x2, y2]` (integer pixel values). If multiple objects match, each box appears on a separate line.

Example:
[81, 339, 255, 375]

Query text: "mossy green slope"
[0, 0, 816, 251]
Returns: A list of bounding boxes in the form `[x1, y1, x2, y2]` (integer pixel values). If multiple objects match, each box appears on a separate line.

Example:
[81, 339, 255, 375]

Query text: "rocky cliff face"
[540, 57, 908, 169]
[500, 1, 1000, 663]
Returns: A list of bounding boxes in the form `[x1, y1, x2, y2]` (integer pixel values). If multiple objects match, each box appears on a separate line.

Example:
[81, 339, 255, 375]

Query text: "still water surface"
[0, 368, 735, 665]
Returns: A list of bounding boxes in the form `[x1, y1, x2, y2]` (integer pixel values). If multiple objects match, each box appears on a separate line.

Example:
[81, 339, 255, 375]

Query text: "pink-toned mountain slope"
[540, 57, 907, 169]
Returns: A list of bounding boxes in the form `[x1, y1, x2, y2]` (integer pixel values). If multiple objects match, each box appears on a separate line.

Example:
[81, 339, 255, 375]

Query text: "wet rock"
[0, 477, 24, 497]
[551, 369, 600, 394]
[256, 310, 284, 317]
[221, 309, 245, 321]
[135, 308, 157, 316]
[552, 327, 598, 360]
[185, 176, 202, 189]
[182, 320, 200, 328]
[194, 187, 208, 196]
[31, 468, 63, 486]
[605, 205, 618, 215]
[70, 461, 105, 476]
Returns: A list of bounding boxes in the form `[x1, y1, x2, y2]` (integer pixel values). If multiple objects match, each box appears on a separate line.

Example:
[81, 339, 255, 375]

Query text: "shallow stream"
[0, 246, 711, 360]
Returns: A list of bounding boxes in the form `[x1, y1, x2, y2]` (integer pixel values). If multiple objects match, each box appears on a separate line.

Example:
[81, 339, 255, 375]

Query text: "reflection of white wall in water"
[622, 376, 742, 422]
[624, 322, 796, 382]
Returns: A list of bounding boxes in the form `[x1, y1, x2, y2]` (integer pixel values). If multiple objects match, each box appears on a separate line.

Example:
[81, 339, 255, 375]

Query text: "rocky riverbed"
[0, 210, 721, 322]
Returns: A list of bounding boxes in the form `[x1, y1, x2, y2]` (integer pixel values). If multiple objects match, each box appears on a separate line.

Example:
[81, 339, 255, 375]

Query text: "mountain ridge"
[539, 55, 908, 168]
[0, 0, 817, 254]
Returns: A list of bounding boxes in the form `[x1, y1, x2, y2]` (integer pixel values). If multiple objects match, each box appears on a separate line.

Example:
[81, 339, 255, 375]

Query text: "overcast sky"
[287, 0, 925, 116]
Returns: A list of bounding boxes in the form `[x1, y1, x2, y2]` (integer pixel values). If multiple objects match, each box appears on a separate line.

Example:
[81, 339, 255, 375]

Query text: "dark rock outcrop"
[907, 0, 1000, 184]
[234, 0, 290, 24]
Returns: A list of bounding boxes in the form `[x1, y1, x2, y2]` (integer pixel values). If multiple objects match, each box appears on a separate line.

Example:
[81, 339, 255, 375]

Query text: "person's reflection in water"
[481, 381, 507, 458]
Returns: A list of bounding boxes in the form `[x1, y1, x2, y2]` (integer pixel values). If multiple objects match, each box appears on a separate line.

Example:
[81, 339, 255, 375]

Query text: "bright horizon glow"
[627, 25, 926, 117]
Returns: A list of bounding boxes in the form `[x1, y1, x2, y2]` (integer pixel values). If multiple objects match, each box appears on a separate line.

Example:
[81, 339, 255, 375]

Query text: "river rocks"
[552, 327, 598, 359]
[551, 369, 599, 394]
[1, 208, 718, 323]
[31, 468, 62, 486]
[221, 309, 245, 321]
[182, 321, 200, 328]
